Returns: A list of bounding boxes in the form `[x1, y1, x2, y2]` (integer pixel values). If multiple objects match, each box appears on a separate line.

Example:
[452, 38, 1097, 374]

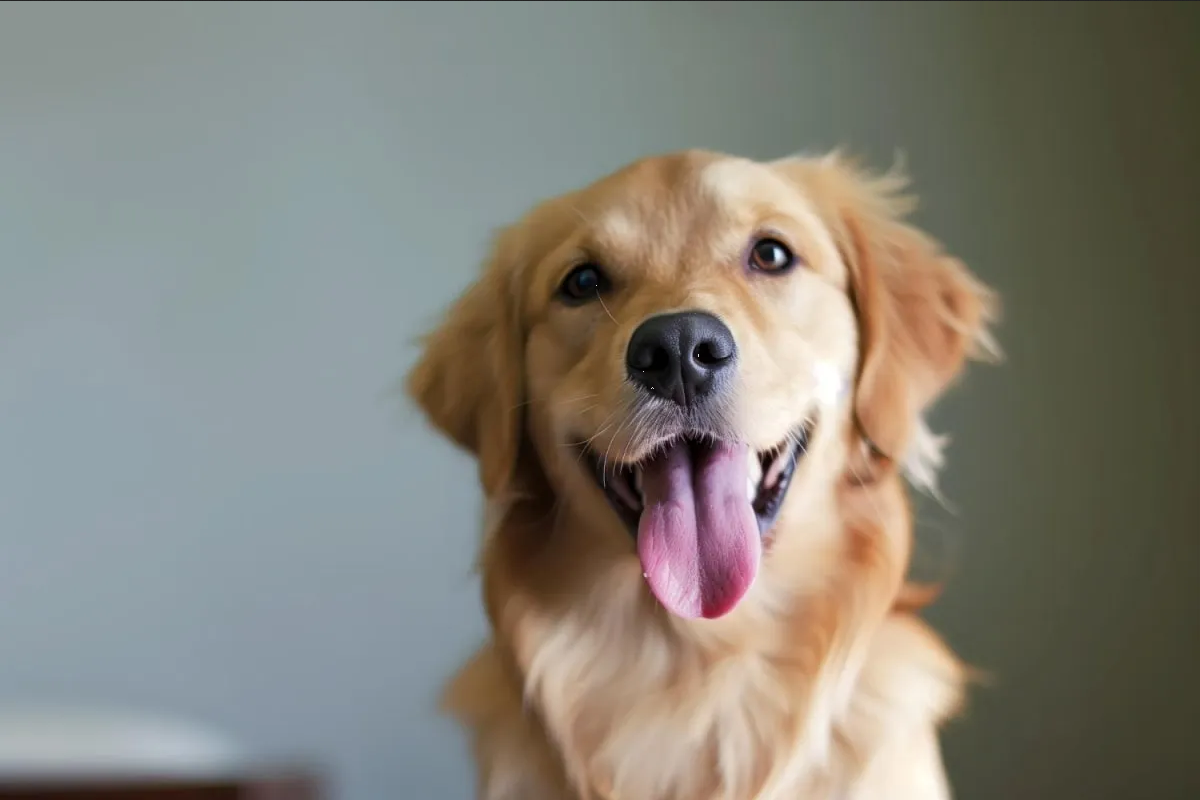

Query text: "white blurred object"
[0, 703, 245, 776]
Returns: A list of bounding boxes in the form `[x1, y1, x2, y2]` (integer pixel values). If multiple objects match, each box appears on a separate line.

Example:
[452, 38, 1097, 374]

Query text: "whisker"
[563, 407, 620, 450]
[585, 419, 618, 450]
[599, 397, 637, 486]
[561, 396, 631, 481]
[617, 403, 653, 470]
[601, 418, 627, 487]
[597, 294, 617, 324]
[588, 422, 614, 445]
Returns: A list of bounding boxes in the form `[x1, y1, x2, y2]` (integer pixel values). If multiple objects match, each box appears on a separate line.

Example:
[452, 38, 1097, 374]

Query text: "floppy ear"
[406, 226, 526, 498]
[778, 154, 1000, 484]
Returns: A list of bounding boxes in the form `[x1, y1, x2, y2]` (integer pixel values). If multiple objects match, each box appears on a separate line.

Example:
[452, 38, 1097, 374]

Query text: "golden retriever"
[406, 149, 999, 800]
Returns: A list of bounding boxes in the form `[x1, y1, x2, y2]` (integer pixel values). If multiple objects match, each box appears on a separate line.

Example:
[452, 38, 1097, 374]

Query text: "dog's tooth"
[747, 475, 757, 501]
[747, 450, 762, 486]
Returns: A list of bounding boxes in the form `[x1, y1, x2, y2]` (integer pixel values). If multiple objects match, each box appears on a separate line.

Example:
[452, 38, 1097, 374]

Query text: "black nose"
[626, 311, 737, 407]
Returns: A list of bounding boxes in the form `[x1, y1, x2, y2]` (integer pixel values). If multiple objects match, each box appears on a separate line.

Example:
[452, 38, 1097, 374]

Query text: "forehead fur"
[584, 149, 828, 234]
[518, 150, 850, 297]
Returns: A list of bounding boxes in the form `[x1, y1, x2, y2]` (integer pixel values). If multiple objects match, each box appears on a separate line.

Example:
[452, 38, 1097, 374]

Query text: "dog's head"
[408, 150, 997, 621]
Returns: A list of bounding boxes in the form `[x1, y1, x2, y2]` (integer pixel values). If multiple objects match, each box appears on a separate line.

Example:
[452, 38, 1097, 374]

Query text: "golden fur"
[407, 149, 999, 799]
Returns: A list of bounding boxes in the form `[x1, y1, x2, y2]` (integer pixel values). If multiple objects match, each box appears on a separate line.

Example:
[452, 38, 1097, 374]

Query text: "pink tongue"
[637, 440, 761, 619]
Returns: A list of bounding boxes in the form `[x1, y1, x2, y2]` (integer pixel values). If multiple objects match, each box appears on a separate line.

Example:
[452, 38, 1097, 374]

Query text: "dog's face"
[409, 150, 996, 621]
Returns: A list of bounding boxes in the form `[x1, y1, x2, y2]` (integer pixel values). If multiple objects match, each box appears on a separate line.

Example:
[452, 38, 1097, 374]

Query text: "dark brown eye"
[749, 238, 797, 274]
[558, 263, 611, 304]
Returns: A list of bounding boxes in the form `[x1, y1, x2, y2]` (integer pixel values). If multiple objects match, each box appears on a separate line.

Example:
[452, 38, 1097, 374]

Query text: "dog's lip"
[576, 424, 812, 539]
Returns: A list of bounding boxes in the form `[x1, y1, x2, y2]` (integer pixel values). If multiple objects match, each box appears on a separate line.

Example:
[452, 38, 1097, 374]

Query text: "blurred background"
[0, 1, 1196, 798]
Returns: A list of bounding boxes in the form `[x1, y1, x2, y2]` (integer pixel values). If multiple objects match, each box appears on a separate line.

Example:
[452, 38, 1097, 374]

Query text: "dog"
[406, 149, 999, 799]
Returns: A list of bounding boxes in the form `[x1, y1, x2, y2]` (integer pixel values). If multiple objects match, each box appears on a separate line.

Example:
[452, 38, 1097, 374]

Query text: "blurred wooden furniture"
[0, 765, 323, 799]
[0, 704, 322, 798]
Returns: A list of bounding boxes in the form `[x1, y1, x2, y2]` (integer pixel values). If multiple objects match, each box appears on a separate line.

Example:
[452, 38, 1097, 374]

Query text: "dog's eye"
[558, 263, 610, 304]
[749, 238, 797, 274]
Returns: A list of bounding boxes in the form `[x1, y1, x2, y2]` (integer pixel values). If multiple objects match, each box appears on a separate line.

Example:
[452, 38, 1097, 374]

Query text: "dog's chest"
[523, 611, 836, 800]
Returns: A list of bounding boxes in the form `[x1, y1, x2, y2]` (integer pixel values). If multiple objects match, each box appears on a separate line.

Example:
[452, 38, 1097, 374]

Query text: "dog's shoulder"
[442, 643, 575, 800]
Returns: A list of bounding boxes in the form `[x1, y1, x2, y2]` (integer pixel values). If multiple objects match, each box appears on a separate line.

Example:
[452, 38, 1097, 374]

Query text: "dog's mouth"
[584, 430, 809, 537]
[578, 424, 811, 620]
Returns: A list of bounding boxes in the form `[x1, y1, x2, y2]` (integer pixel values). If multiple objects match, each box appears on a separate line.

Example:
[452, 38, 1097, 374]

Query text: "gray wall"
[1, 2, 1195, 798]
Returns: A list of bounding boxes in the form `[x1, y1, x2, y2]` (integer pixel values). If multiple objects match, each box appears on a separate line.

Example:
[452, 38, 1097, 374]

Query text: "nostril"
[692, 340, 730, 366]
[630, 344, 670, 374]
[648, 348, 671, 373]
[693, 330, 736, 367]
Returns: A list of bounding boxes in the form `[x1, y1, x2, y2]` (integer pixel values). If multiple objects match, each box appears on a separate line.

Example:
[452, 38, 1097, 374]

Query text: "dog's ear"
[775, 154, 1000, 480]
[406, 226, 526, 497]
